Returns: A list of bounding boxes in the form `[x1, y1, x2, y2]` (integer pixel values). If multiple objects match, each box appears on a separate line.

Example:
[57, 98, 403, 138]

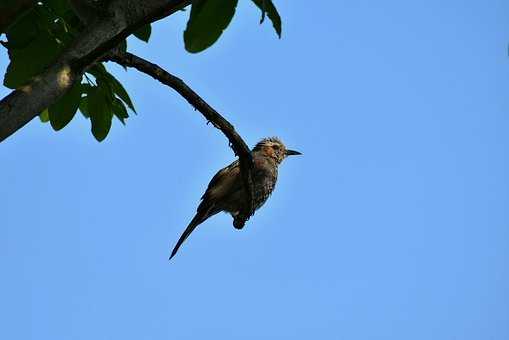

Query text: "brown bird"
[169, 137, 301, 259]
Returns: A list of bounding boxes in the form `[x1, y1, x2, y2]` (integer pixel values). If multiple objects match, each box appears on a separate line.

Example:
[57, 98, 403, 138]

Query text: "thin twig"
[107, 51, 255, 227]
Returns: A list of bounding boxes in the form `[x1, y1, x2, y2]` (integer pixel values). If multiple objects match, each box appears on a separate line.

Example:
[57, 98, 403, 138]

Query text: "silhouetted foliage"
[0, 0, 281, 141]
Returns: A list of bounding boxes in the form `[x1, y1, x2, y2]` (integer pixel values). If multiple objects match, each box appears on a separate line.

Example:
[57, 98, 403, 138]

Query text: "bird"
[169, 137, 301, 259]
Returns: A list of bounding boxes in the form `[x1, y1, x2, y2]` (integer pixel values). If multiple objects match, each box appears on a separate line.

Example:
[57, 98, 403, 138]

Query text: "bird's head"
[253, 137, 302, 164]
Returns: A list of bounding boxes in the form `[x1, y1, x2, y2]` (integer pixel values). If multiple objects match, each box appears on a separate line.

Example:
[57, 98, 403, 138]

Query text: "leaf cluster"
[184, 0, 281, 53]
[1, 0, 281, 141]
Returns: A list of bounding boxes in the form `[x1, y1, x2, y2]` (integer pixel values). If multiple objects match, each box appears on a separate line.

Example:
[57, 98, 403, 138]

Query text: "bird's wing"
[201, 159, 242, 201]
[170, 160, 241, 259]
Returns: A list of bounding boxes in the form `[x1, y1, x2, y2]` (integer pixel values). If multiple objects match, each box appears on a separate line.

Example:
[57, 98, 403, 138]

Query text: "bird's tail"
[169, 205, 214, 260]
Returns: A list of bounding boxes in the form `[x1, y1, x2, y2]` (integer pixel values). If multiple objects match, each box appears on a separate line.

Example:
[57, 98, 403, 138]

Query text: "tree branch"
[0, 0, 191, 143]
[107, 51, 256, 228]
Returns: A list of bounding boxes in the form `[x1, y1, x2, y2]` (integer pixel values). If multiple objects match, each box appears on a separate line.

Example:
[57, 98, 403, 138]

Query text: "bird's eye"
[273, 145, 280, 150]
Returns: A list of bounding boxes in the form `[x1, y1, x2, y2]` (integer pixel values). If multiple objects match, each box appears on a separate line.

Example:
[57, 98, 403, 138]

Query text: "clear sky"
[1, 1, 508, 339]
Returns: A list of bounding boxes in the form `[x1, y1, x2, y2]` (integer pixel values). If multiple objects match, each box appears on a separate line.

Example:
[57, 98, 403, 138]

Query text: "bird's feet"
[233, 217, 245, 230]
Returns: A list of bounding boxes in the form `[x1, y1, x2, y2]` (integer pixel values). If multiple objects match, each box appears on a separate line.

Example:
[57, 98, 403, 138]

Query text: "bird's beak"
[285, 149, 302, 156]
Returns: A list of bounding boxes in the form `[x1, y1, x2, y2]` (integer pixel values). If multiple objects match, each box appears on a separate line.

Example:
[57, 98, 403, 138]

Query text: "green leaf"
[83, 65, 133, 140]
[85, 63, 107, 80]
[3, 9, 39, 48]
[78, 83, 93, 117]
[133, 24, 151, 42]
[86, 64, 136, 112]
[112, 98, 129, 125]
[107, 75, 135, 112]
[251, 0, 282, 38]
[80, 82, 93, 94]
[39, 109, 50, 123]
[4, 34, 62, 88]
[87, 87, 113, 142]
[184, 0, 238, 53]
[48, 80, 82, 130]
[79, 96, 90, 118]
[4, 9, 64, 88]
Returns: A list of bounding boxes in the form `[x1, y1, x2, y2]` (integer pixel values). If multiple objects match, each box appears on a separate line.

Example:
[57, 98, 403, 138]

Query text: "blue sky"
[1, 1, 508, 339]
